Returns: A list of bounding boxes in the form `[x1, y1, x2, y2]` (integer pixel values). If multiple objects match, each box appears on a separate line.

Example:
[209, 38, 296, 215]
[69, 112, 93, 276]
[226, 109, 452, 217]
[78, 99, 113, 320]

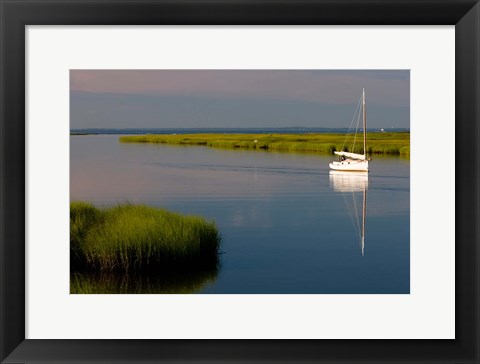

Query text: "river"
[70, 135, 410, 294]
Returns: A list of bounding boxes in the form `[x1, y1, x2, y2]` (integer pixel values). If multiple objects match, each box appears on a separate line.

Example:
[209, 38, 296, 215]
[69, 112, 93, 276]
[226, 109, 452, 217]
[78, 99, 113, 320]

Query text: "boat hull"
[329, 160, 369, 172]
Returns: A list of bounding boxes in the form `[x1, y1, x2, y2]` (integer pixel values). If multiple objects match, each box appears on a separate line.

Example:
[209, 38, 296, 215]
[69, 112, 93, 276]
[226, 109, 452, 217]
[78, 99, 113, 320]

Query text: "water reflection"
[70, 266, 219, 294]
[70, 136, 410, 293]
[329, 171, 368, 256]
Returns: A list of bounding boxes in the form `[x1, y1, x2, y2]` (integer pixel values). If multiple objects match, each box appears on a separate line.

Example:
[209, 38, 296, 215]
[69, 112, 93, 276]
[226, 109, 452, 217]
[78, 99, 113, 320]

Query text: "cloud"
[70, 70, 409, 107]
[70, 91, 410, 129]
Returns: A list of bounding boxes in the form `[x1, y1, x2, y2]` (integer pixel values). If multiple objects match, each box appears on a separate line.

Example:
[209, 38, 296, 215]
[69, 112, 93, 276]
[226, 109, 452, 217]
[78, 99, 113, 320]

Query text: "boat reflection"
[329, 171, 368, 256]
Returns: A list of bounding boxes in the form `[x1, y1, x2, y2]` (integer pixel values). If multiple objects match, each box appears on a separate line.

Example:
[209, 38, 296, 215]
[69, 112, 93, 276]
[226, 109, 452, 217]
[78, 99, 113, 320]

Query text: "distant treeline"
[71, 127, 410, 135]
[119, 132, 410, 157]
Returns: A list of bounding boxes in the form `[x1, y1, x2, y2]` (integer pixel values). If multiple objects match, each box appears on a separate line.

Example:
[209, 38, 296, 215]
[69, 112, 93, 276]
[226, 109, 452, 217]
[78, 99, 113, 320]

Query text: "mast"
[362, 88, 367, 157]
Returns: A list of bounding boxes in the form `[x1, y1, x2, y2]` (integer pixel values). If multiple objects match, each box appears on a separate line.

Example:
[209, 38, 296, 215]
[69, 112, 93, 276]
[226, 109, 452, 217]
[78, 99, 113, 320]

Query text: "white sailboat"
[329, 88, 369, 172]
[329, 171, 368, 256]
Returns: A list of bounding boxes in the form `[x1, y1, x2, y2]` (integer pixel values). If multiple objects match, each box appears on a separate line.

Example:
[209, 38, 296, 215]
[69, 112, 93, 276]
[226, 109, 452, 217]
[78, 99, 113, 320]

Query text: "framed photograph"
[1, 0, 478, 363]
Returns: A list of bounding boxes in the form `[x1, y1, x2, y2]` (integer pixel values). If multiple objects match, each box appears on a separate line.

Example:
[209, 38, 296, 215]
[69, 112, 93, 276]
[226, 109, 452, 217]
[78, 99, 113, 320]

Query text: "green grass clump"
[71, 202, 220, 272]
[71, 201, 105, 268]
[119, 132, 410, 158]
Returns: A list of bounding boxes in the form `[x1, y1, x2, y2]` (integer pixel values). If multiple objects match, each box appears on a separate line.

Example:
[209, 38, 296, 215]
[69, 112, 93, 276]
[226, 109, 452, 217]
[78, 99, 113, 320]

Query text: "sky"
[70, 70, 409, 129]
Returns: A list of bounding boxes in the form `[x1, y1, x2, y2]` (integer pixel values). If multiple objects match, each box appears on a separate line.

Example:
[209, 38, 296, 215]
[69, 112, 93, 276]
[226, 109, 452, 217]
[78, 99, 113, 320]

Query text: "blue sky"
[70, 70, 410, 129]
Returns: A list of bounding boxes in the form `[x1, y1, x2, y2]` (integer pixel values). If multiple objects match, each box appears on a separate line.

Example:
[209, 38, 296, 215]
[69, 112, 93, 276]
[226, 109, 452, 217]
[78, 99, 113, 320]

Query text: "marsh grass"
[71, 202, 220, 272]
[119, 132, 410, 157]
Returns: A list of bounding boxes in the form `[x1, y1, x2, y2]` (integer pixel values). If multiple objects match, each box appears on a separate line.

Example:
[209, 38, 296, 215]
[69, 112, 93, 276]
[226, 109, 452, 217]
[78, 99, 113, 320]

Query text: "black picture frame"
[1, 1, 478, 363]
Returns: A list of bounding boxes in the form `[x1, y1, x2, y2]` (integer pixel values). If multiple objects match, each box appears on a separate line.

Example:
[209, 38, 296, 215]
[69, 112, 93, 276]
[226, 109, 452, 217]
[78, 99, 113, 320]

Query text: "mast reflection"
[329, 171, 368, 256]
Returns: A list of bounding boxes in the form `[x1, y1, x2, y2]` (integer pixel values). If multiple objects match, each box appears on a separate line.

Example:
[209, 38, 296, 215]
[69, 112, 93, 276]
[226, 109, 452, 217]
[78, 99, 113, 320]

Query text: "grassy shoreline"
[119, 132, 410, 157]
[71, 202, 220, 272]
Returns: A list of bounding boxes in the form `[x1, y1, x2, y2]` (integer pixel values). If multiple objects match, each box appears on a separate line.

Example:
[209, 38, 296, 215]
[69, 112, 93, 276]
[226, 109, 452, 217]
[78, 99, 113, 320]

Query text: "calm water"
[71, 135, 410, 294]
